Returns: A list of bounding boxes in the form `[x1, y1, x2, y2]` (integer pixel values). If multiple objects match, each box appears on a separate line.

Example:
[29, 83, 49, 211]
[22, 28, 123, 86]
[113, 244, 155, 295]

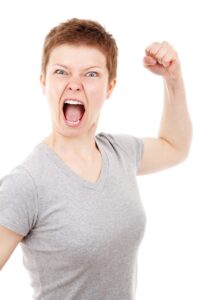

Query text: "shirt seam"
[99, 132, 144, 171]
[99, 132, 133, 157]
[18, 165, 39, 228]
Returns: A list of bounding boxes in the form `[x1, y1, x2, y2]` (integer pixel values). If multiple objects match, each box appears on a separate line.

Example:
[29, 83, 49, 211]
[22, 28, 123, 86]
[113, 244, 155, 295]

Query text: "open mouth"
[63, 101, 86, 124]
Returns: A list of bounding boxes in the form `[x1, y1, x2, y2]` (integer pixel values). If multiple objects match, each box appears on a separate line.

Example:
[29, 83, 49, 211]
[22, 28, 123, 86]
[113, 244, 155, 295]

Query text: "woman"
[0, 18, 192, 299]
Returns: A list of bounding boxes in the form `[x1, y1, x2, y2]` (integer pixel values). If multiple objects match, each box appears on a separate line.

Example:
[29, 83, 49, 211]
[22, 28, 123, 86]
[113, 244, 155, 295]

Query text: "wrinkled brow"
[53, 64, 103, 70]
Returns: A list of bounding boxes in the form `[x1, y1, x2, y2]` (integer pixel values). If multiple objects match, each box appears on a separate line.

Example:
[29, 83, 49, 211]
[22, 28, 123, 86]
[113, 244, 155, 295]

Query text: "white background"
[0, 0, 199, 299]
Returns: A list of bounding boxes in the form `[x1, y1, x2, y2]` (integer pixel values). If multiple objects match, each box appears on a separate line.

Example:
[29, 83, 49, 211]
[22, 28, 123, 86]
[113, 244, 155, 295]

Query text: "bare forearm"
[158, 75, 193, 157]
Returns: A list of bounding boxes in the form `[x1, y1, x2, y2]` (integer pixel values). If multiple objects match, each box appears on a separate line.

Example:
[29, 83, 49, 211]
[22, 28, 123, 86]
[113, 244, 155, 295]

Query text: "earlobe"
[106, 79, 116, 99]
[40, 74, 46, 95]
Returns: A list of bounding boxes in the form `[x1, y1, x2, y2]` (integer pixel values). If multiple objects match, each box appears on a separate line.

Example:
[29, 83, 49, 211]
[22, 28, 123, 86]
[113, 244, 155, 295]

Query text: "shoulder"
[96, 131, 143, 149]
[0, 165, 36, 190]
[96, 131, 144, 168]
[0, 165, 38, 236]
[96, 131, 143, 148]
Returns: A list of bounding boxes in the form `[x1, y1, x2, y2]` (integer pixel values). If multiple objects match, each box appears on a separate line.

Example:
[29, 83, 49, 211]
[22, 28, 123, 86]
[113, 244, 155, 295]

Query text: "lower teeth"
[66, 119, 80, 125]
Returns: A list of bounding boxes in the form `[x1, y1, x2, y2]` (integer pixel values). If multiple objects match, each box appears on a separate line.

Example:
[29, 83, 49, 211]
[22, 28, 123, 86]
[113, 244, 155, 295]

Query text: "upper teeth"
[64, 100, 83, 105]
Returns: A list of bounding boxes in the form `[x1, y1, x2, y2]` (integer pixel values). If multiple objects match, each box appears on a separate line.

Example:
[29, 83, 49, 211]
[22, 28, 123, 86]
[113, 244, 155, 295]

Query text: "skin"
[40, 44, 116, 164]
[138, 41, 192, 174]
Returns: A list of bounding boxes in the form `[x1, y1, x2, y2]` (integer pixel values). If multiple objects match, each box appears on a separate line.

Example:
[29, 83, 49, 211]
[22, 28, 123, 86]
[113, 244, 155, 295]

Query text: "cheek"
[46, 79, 64, 100]
[90, 89, 107, 112]
[86, 81, 108, 98]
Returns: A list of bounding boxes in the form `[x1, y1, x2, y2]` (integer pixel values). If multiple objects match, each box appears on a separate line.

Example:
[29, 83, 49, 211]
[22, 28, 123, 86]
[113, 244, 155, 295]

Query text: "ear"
[40, 73, 46, 95]
[106, 79, 117, 99]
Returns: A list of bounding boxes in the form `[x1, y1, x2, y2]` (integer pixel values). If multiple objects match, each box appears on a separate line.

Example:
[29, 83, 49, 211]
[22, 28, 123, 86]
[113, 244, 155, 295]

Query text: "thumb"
[143, 55, 157, 66]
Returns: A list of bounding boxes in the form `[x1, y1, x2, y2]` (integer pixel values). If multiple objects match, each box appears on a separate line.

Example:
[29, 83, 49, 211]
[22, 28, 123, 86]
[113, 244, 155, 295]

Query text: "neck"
[43, 131, 99, 160]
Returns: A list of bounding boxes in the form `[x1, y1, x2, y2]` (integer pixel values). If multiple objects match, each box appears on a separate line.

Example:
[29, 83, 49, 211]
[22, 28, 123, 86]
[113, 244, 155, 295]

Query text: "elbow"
[179, 129, 193, 162]
[164, 120, 193, 165]
[177, 152, 189, 164]
[163, 137, 192, 167]
[179, 147, 192, 162]
[170, 128, 193, 165]
[175, 141, 192, 164]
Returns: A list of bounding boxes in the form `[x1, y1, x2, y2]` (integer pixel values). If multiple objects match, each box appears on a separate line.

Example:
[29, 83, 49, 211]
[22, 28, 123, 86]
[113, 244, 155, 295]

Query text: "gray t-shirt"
[0, 132, 146, 300]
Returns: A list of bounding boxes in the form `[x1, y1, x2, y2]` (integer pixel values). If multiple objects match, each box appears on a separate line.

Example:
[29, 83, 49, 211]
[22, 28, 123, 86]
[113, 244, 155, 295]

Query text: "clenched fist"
[143, 41, 181, 80]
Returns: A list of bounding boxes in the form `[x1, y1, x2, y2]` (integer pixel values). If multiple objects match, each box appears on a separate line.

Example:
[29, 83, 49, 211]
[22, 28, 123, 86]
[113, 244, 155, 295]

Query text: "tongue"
[64, 104, 84, 122]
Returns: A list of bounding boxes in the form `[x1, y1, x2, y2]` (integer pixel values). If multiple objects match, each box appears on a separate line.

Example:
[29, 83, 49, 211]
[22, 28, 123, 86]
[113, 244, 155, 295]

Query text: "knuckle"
[153, 41, 161, 48]
[162, 40, 169, 46]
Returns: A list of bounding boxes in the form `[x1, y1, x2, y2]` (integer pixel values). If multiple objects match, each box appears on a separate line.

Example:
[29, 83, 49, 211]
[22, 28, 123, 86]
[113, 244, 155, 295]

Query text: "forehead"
[48, 44, 107, 69]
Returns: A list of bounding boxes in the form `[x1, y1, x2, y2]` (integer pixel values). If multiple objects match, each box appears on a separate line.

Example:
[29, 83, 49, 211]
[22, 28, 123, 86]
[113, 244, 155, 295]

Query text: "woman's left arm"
[137, 41, 193, 175]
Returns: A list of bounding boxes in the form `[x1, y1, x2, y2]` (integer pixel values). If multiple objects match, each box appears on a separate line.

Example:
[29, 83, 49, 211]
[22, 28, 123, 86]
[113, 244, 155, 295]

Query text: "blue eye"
[55, 69, 67, 75]
[86, 71, 98, 77]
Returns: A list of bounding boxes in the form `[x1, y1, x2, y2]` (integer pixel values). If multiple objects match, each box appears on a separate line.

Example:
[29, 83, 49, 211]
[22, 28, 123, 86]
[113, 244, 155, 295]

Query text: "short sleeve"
[0, 166, 38, 236]
[99, 132, 144, 171]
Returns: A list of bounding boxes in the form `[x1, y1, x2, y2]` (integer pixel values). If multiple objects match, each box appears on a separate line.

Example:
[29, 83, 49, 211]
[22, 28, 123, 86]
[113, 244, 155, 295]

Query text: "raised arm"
[137, 41, 193, 175]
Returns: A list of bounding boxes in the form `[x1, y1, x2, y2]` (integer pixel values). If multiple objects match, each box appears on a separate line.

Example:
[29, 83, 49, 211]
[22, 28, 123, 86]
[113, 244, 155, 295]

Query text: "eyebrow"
[53, 64, 103, 70]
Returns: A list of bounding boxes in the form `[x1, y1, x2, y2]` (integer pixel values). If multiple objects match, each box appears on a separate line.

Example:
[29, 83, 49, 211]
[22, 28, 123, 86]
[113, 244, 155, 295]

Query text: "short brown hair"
[41, 18, 118, 83]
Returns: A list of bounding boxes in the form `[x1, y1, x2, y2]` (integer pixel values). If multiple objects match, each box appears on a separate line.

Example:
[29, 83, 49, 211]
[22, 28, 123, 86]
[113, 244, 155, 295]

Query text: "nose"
[67, 76, 83, 92]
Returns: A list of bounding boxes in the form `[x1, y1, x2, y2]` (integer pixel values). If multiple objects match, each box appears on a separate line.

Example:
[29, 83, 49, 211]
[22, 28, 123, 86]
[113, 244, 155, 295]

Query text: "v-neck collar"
[36, 135, 109, 191]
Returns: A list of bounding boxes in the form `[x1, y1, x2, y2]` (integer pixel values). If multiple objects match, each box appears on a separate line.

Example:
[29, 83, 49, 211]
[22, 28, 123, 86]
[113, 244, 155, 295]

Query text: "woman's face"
[40, 44, 116, 137]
